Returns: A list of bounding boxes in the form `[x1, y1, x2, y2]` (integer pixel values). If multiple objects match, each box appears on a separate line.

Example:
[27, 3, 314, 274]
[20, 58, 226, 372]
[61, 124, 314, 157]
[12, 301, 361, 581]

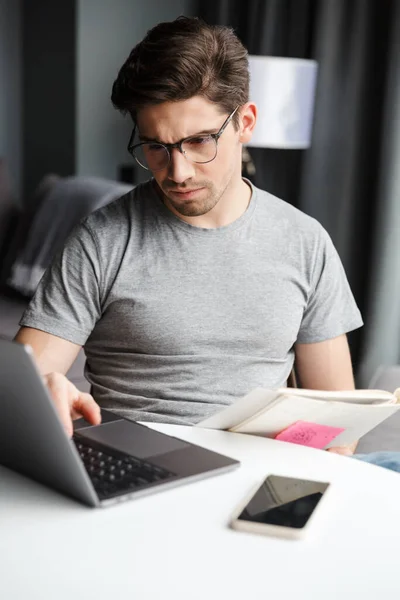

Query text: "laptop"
[0, 339, 239, 507]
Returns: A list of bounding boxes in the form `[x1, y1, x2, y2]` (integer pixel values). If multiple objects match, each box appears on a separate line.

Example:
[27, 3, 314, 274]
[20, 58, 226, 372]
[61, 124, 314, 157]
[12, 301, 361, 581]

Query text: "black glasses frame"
[127, 106, 239, 171]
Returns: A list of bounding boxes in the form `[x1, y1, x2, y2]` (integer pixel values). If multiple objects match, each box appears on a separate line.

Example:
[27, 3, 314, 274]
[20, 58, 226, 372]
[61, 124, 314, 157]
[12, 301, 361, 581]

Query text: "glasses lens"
[182, 135, 217, 164]
[133, 143, 169, 171]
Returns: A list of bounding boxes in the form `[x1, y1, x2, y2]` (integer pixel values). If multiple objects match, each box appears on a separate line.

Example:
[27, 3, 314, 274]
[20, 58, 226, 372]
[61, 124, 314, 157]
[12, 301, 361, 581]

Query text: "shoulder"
[81, 180, 156, 238]
[254, 185, 324, 237]
[253, 185, 333, 255]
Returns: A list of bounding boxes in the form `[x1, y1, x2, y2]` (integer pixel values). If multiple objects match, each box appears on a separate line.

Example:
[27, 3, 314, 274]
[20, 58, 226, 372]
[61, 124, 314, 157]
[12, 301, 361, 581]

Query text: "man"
[15, 16, 362, 454]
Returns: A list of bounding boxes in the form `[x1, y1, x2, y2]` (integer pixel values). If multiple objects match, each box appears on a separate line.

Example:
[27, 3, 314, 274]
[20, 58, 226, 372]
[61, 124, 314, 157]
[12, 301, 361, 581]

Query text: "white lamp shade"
[247, 56, 318, 149]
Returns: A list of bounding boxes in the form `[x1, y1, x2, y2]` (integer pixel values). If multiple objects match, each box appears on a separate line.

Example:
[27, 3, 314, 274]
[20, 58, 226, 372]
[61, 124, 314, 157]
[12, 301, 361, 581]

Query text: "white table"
[1, 423, 399, 600]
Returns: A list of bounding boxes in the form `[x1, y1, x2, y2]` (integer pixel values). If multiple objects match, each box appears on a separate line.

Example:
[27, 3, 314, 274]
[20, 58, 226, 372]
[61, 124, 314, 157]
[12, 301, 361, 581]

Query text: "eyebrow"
[138, 127, 219, 144]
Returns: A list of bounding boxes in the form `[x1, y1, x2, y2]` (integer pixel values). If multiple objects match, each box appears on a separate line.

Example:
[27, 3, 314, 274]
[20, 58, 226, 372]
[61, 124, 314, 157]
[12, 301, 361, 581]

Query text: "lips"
[169, 188, 202, 194]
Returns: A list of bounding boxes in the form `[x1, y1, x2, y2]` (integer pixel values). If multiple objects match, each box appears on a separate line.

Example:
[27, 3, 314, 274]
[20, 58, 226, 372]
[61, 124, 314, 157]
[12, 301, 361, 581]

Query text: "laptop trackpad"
[79, 420, 189, 459]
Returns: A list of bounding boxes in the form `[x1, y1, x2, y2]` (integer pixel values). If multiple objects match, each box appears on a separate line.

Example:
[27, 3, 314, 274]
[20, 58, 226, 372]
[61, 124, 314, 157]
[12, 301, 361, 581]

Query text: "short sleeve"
[19, 222, 102, 346]
[296, 226, 363, 343]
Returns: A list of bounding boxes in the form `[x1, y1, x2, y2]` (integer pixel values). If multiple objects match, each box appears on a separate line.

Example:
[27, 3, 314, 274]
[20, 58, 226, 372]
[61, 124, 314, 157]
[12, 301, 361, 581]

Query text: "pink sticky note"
[274, 421, 345, 449]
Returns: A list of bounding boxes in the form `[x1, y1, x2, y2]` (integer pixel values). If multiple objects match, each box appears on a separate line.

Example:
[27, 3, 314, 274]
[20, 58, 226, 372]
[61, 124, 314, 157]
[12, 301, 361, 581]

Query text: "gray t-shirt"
[20, 179, 363, 424]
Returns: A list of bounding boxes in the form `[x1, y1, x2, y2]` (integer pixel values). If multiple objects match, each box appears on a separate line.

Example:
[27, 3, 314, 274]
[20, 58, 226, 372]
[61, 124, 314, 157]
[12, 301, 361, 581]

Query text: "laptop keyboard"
[73, 435, 176, 501]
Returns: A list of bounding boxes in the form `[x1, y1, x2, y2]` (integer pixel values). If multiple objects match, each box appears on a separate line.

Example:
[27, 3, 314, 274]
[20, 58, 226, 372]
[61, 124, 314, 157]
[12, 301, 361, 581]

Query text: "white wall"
[0, 0, 21, 199]
[76, 0, 196, 180]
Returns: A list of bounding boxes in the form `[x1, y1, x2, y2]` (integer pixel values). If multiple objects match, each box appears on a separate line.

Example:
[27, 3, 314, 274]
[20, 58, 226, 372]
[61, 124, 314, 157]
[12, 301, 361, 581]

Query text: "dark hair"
[111, 16, 249, 128]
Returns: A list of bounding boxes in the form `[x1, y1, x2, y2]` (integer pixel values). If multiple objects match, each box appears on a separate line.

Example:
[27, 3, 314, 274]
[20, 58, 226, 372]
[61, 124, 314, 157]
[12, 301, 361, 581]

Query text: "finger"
[72, 392, 102, 426]
[45, 376, 75, 438]
[327, 446, 353, 456]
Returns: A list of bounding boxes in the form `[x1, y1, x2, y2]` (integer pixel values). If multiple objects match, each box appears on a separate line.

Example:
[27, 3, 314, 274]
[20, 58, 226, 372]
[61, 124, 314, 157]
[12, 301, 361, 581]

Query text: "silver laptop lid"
[0, 339, 98, 506]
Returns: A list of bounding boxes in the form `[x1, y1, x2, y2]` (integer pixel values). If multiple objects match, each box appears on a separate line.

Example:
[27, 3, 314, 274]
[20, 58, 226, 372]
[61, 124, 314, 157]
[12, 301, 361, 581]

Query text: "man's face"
[135, 97, 243, 219]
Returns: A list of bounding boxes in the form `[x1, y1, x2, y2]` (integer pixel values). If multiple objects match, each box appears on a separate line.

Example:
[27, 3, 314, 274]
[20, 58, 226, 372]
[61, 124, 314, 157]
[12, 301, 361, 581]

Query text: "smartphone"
[230, 474, 330, 539]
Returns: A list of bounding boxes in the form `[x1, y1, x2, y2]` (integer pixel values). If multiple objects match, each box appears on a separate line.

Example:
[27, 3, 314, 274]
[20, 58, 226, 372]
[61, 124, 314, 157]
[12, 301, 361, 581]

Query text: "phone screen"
[237, 475, 329, 529]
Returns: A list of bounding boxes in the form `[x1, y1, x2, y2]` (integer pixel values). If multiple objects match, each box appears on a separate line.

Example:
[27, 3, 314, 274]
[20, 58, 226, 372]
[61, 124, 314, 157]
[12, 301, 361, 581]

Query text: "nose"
[167, 147, 195, 184]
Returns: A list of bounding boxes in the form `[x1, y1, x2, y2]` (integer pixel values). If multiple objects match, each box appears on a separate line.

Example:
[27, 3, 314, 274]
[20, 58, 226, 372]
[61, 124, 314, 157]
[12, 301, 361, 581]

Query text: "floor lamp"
[243, 56, 318, 178]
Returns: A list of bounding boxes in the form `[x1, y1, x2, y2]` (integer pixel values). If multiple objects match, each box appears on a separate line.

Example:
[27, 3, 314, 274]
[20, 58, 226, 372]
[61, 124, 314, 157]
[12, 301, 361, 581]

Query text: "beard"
[160, 181, 220, 217]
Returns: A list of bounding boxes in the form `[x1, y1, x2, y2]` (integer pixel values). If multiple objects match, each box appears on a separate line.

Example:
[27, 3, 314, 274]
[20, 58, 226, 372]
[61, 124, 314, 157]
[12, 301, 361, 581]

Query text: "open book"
[196, 387, 400, 449]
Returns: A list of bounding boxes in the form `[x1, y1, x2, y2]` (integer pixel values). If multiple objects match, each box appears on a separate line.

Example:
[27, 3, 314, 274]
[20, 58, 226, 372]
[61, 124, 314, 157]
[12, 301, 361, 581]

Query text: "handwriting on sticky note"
[274, 421, 345, 449]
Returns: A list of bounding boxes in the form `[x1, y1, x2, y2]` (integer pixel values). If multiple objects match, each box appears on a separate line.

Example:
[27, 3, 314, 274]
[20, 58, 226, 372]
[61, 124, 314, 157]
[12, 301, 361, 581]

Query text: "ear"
[238, 102, 257, 144]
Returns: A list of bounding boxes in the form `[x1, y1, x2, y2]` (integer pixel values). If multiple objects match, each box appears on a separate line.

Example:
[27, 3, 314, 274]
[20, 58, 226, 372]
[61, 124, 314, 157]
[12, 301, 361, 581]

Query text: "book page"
[278, 387, 397, 405]
[231, 395, 400, 448]
[197, 388, 280, 430]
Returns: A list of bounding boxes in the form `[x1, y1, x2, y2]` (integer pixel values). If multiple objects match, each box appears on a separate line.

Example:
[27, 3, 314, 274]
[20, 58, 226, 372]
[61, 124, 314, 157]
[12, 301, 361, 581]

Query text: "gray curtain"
[356, 3, 400, 386]
[198, 0, 400, 383]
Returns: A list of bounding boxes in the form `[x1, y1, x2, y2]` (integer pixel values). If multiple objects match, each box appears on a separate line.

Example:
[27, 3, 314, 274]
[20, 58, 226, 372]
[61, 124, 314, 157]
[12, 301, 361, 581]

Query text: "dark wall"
[23, 0, 76, 202]
[0, 0, 22, 201]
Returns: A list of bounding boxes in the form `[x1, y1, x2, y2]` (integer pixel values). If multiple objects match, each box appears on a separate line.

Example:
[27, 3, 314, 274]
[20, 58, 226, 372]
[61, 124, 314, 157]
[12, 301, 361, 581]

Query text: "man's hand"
[294, 335, 359, 457]
[43, 372, 101, 437]
[327, 441, 358, 456]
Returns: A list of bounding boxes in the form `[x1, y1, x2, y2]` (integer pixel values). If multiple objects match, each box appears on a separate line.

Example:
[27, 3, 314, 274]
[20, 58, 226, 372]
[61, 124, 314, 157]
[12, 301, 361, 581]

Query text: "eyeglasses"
[127, 106, 239, 171]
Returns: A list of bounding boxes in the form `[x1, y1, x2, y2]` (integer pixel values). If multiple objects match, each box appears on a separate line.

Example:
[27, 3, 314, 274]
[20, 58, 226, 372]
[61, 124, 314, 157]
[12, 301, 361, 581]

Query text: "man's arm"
[15, 326, 81, 375]
[14, 327, 101, 436]
[294, 334, 358, 455]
